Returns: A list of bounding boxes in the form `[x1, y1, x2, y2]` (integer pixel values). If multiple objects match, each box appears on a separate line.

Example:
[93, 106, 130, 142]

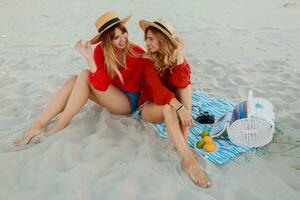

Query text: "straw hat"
[90, 11, 131, 45]
[139, 18, 178, 47]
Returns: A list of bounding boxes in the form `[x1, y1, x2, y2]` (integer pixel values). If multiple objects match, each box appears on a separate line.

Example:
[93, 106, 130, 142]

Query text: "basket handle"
[247, 90, 253, 118]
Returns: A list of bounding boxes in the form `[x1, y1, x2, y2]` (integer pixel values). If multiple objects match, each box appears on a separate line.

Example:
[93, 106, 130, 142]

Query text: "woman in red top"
[138, 18, 211, 188]
[13, 12, 145, 145]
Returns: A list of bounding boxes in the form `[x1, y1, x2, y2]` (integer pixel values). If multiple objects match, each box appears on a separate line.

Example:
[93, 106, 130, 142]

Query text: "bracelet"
[176, 104, 184, 113]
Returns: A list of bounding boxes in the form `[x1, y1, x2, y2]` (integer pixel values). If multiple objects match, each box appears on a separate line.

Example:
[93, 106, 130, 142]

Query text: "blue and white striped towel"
[153, 91, 253, 165]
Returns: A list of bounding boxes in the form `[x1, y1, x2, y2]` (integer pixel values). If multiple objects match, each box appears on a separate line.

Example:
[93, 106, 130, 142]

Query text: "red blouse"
[89, 44, 145, 92]
[138, 60, 191, 106]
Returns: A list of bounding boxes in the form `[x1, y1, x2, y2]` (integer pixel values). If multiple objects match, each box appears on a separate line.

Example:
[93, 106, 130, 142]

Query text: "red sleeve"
[169, 60, 191, 88]
[132, 45, 145, 54]
[89, 44, 111, 91]
[143, 59, 175, 105]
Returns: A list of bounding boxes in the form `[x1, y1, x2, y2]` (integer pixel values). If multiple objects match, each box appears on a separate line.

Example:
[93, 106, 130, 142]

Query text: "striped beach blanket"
[152, 91, 253, 165]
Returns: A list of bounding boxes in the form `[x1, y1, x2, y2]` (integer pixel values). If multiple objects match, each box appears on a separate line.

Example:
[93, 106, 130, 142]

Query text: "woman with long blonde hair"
[137, 18, 212, 188]
[13, 12, 146, 145]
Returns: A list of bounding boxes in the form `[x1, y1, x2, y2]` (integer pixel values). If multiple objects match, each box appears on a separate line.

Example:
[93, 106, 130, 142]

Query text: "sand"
[0, 0, 300, 199]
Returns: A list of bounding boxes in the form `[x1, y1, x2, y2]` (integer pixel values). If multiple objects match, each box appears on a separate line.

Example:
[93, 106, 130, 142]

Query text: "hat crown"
[155, 18, 176, 36]
[95, 11, 119, 30]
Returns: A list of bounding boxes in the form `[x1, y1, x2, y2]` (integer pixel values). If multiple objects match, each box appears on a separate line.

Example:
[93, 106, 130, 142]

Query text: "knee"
[78, 69, 90, 82]
[79, 69, 89, 77]
[163, 104, 173, 116]
[66, 74, 78, 85]
[162, 104, 178, 122]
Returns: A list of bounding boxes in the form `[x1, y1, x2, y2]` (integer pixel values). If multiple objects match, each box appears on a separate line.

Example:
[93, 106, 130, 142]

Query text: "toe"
[207, 179, 212, 187]
[200, 178, 206, 188]
[13, 139, 23, 146]
[191, 175, 198, 185]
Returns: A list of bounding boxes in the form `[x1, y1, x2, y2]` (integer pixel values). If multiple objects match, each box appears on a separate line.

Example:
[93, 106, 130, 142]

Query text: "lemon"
[201, 130, 210, 138]
[196, 140, 205, 149]
[203, 142, 217, 152]
[203, 136, 213, 143]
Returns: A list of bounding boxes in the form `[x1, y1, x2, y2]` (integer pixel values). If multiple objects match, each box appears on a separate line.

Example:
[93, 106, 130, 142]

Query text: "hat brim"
[90, 15, 131, 45]
[139, 20, 178, 48]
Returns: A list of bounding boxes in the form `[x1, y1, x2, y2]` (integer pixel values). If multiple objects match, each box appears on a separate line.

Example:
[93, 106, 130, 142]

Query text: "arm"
[176, 84, 193, 139]
[75, 40, 112, 91]
[142, 59, 176, 105]
[175, 36, 185, 65]
[170, 40, 194, 127]
[142, 59, 193, 127]
[75, 40, 97, 73]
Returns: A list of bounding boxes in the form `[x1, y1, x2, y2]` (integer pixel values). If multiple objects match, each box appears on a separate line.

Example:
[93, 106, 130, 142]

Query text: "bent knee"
[79, 69, 89, 77]
[66, 74, 78, 85]
[163, 104, 173, 115]
[78, 69, 90, 82]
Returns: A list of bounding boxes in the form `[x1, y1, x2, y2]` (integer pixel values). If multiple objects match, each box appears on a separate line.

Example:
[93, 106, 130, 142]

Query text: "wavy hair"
[144, 27, 177, 74]
[100, 23, 140, 83]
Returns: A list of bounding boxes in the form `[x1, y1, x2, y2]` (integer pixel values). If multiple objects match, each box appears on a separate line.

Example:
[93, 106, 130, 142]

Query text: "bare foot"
[182, 159, 212, 188]
[30, 132, 48, 144]
[13, 127, 45, 146]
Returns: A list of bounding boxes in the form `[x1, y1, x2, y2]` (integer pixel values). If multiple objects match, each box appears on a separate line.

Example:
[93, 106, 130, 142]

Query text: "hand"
[175, 36, 185, 54]
[75, 39, 93, 60]
[177, 107, 194, 127]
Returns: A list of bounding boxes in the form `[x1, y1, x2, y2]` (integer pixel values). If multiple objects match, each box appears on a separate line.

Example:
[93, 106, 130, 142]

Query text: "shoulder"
[94, 43, 104, 53]
[141, 54, 151, 60]
[131, 43, 145, 54]
[93, 43, 105, 63]
[140, 55, 155, 66]
[171, 59, 191, 77]
[174, 59, 190, 70]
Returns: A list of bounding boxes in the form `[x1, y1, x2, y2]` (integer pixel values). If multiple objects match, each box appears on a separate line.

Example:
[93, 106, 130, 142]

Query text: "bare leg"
[46, 69, 131, 135]
[13, 75, 78, 145]
[175, 86, 203, 164]
[141, 103, 211, 188]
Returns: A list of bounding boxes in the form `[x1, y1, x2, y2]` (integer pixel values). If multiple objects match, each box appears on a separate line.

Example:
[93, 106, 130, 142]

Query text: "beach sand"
[0, 0, 300, 199]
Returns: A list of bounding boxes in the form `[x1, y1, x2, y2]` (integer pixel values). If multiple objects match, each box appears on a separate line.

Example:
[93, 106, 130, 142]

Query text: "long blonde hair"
[145, 27, 177, 74]
[100, 23, 140, 82]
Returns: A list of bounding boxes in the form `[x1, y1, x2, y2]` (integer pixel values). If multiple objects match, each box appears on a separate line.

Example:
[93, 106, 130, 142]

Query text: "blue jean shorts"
[132, 101, 149, 120]
[120, 89, 140, 113]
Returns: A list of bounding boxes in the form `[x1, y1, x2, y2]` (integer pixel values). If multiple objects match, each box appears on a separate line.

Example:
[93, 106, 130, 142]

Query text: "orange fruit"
[203, 136, 213, 143]
[203, 142, 217, 152]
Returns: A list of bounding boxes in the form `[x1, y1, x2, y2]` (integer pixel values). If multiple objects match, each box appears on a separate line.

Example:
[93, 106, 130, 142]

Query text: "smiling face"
[112, 27, 128, 50]
[145, 29, 160, 53]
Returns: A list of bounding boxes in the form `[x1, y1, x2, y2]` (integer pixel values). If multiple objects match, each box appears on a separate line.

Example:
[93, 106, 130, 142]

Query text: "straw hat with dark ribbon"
[90, 11, 131, 45]
[139, 18, 178, 47]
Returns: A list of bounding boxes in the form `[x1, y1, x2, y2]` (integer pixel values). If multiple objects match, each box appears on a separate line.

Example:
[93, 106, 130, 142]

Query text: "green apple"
[201, 130, 210, 138]
[196, 140, 205, 149]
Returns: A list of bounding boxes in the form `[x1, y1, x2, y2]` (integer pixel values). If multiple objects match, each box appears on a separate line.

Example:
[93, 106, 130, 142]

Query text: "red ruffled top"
[88, 43, 145, 92]
[138, 59, 191, 106]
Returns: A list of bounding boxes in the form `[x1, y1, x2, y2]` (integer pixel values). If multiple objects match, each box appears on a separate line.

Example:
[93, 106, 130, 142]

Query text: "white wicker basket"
[227, 90, 275, 147]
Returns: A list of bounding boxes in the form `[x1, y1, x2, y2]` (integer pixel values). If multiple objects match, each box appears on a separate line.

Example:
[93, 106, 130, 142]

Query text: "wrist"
[176, 54, 184, 65]
[169, 98, 181, 110]
[86, 58, 97, 73]
[86, 56, 94, 63]
[176, 104, 185, 113]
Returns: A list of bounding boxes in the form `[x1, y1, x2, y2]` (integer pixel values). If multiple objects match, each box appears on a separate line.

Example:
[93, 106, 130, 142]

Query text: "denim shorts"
[132, 101, 150, 120]
[120, 89, 140, 113]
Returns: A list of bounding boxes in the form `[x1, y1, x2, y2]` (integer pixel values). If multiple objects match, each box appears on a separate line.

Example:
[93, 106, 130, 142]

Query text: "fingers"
[85, 41, 91, 47]
[75, 39, 86, 50]
[74, 39, 82, 50]
[175, 36, 184, 44]
[190, 116, 195, 127]
[179, 113, 194, 127]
